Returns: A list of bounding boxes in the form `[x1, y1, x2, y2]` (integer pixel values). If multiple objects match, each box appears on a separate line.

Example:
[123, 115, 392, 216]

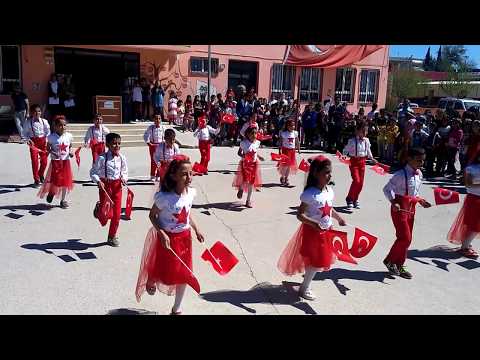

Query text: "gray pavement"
[0, 141, 478, 315]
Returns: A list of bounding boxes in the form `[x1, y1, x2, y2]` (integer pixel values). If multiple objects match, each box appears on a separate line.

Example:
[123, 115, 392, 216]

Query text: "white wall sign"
[103, 101, 114, 109]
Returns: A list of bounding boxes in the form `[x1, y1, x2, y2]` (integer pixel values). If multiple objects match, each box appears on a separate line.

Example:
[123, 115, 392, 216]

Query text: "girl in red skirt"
[343, 120, 375, 209]
[135, 155, 205, 315]
[37, 115, 74, 209]
[83, 113, 110, 165]
[277, 155, 346, 300]
[232, 126, 265, 208]
[193, 116, 221, 174]
[447, 150, 480, 259]
[278, 119, 301, 186]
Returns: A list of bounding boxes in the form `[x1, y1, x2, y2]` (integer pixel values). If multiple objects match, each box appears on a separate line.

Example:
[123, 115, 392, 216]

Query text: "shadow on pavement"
[206, 170, 237, 175]
[407, 245, 478, 272]
[314, 268, 394, 296]
[0, 203, 53, 212]
[333, 206, 353, 214]
[107, 308, 157, 315]
[21, 238, 108, 254]
[200, 281, 317, 315]
[192, 202, 246, 212]
[261, 183, 295, 189]
[0, 184, 34, 189]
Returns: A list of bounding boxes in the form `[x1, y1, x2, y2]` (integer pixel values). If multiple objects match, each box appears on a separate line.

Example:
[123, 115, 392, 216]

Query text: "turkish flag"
[221, 113, 235, 124]
[377, 162, 390, 173]
[350, 228, 378, 259]
[74, 147, 81, 168]
[327, 229, 357, 264]
[257, 133, 272, 142]
[193, 162, 207, 174]
[271, 153, 289, 162]
[201, 241, 239, 275]
[298, 158, 310, 172]
[434, 187, 460, 205]
[97, 198, 113, 227]
[371, 164, 387, 175]
[125, 188, 134, 220]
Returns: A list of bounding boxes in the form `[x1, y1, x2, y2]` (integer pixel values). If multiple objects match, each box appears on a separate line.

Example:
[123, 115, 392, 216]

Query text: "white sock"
[301, 267, 318, 292]
[246, 185, 253, 202]
[172, 284, 187, 313]
[462, 232, 477, 249]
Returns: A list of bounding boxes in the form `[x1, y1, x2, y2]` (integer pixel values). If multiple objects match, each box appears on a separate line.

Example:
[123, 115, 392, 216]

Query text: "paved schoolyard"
[0, 140, 478, 315]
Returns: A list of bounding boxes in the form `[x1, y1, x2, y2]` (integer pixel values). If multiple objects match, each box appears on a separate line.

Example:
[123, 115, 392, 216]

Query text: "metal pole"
[207, 45, 212, 100]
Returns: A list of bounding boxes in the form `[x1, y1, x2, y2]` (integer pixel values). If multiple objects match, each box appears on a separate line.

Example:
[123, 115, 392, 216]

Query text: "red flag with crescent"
[350, 228, 378, 258]
[434, 187, 460, 205]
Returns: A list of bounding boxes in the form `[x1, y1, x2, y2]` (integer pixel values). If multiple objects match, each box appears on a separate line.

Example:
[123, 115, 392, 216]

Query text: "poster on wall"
[196, 80, 217, 97]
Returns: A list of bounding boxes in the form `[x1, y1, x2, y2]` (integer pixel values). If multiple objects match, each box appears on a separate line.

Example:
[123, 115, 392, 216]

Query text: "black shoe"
[93, 202, 100, 218]
[46, 194, 54, 203]
[107, 237, 119, 247]
[60, 201, 69, 209]
[398, 265, 412, 279]
[39, 175, 45, 184]
[383, 259, 400, 276]
[32, 181, 41, 189]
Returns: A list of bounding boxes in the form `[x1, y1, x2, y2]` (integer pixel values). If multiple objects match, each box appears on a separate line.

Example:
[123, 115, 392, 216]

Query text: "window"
[454, 101, 464, 110]
[335, 68, 356, 103]
[190, 57, 219, 74]
[358, 69, 380, 104]
[0, 45, 21, 94]
[299, 68, 321, 102]
[271, 64, 295, 99]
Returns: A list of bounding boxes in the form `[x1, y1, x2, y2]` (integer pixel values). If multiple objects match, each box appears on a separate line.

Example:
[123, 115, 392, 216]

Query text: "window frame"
[189, 57, 219, 75]
[270, 63, 295, 100]
[334, 67, 356, 104]
[299, 67, 322, 103]
[358, 69, 380, 105]
[0, 45, 22, 95]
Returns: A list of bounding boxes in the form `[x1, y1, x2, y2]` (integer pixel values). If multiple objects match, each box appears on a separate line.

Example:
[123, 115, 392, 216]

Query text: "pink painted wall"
[1, 45, 389, 116]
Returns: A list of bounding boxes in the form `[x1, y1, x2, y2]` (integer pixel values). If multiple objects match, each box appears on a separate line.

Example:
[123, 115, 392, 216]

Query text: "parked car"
[437, 97, 480, 112]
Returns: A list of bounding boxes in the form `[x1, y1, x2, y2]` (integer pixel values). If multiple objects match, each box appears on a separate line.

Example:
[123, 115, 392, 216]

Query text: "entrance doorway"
[54, 47, 139, 122]
[228, 60, 258, 95]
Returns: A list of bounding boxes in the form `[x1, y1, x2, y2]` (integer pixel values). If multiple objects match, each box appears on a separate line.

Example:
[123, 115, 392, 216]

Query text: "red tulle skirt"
[37, 159, 74, 199]
[277, 223, 335, 276]
[232, 159, 262, 192]
[447, 193, 480, 245]
[277, 147, 298, 176]
[135, 228, 195, 301]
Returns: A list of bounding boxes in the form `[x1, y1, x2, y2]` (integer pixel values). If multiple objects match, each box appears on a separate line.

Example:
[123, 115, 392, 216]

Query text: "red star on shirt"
[319, 202, 332, 218]
[59, 143, 68, 152]
[173, 207, 188, 224]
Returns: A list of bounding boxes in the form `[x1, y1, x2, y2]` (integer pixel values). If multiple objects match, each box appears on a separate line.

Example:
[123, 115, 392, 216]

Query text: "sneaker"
[459, 247, 479, 259]
[146, 284, 156, 296]
[354, 201, 360, 209]
[60, 201, 69, 209]
[150, 176, 156, 181]
[398, 265, 412, 279]
[107, 237, 120, 247]
[32, 181, 41, 189]
[280, 177, 285, 185]
[383, 259, 400, 276]
[237, 189, 243, 199]
[46, 194, 54, 204]
[299, 287, 316, 301]
[346, 201, 353, 209]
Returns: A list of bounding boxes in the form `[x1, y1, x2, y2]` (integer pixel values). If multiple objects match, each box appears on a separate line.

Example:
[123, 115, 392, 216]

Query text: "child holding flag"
[135, 155, 205, 315]
[90, 133, 128, 247]
[83, 113, 110, 165]
[277, 119, 300, 186]
[277, 155, 346, 300]
[144, 113, 165, 180]
[382, 147, 432, 279]
[193, 116, 221, 174]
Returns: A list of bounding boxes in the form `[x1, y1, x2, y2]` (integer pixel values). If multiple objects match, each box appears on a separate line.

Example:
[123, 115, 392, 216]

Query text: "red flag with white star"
[327, 229, 357, 264]
[201, 241, 239, 275]
[434, 187, 460, 205]
[350, 228, 377, 258]
[125, 188, 134, 220]
[74, 147, 81, 168]
[271, 153, 289, 162]
[298, 158, 310, 172]
[221, 113, 235, 124]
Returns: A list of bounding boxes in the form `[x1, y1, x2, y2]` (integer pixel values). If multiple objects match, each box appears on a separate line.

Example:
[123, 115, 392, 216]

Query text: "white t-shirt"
[300, 186, 334, 230]
[47, 132, 73, 160]
[153, 142, 180, 164]
[194, 126, 220, 141]
[240, 139, 260, 162]
[383, 165, 422, 200]
[280, 130, 298, 149]
[154, 187, 197, 233]
[466, 164, 480, 195]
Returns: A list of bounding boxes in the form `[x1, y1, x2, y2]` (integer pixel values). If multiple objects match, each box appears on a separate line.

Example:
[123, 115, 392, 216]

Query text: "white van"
[437, 98, 480, 112]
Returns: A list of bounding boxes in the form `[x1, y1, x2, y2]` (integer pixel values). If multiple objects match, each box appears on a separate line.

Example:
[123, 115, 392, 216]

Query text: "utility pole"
[207, 45, 212, 99]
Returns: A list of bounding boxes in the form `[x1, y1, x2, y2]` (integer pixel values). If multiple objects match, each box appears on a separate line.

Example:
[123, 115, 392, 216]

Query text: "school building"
[0, 45, 389, 122]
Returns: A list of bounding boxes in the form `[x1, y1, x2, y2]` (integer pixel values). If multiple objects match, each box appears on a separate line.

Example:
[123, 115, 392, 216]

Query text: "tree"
[440, 64, 476, 98]
[423, 47, 434, 71]
[386, 69, 426, 111]
[434, 45, 476, 72]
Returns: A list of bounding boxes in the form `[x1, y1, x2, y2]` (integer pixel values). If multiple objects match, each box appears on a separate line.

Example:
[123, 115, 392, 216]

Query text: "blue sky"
[390, 45, 480, 66]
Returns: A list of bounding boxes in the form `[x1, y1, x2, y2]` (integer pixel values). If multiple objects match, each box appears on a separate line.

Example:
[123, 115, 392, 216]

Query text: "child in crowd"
[277, 119, 300, 186]
[84, 113, 110, 165]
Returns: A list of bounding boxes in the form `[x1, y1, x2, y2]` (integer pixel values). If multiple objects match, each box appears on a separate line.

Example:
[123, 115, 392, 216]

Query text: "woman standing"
[151, 81, 165, 122]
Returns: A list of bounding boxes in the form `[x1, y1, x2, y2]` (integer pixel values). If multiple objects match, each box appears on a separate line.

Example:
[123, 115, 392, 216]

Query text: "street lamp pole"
[207, 45, 212, 100]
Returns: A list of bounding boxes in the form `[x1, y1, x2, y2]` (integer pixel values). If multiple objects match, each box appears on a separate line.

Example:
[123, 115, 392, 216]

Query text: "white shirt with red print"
[154, 187, 197, 233]
[280, 130, 298, 149]
[240, 139, 260, 162]
[47, 132, 73, 160]
[300, 186, 334, 230]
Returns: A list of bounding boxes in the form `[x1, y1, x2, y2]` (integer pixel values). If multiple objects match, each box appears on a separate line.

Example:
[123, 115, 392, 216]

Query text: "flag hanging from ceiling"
[283, 45, 385, 68]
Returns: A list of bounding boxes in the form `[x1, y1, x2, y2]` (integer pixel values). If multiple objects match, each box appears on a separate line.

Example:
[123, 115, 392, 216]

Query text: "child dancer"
[144, 114, 165, 180]
[153, 129, 181, 182]
[447, 149, 480, 259]
[277, 155, 346, 300]
[37, 115, 74, 208]
[83, 113, 110, 165]
[383, 147, 432, 279]
[343, 121, 375, 209]
[135, 155, 205, 315]
[23, 104, 50, 187]
[232, 126, 264, 208]
[278, 119, 301, 186]
[90, 133, 128, 247]
[193, 116, 221, 174]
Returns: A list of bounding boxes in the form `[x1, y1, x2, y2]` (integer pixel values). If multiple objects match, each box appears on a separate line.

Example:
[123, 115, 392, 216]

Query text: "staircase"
[68, 122, 197, 148]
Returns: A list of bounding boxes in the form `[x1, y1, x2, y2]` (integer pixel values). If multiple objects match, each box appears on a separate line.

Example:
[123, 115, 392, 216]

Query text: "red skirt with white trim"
[135, 227, 195, 300]
[232, 159, 262, 192]
[277, 223, 335, 276]
[447, 193, 480, 245]
[37, 159, 74, 199]
[277, 147, 298, 176]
